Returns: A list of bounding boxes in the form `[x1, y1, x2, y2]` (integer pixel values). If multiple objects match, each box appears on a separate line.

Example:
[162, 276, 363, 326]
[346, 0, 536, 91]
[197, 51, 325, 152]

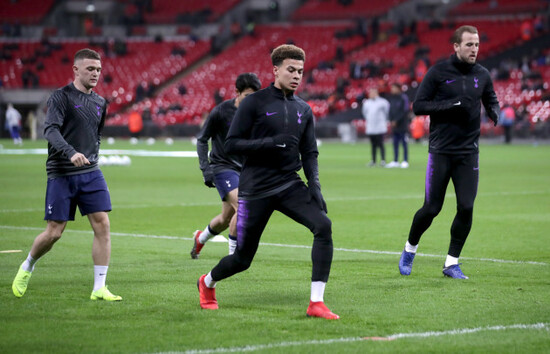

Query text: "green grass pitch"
[1, 138, 549, 353]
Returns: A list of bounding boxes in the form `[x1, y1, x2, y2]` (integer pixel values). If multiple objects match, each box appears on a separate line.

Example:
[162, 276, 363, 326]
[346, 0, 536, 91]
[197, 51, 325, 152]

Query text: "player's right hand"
[272, 134, 299, 149]
[70, 152, 90, 167]
[203, 169, 215, 188]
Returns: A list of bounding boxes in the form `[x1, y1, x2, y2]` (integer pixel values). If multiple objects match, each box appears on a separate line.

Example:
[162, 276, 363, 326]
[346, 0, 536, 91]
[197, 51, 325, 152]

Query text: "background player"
[191, 73, 262, 258]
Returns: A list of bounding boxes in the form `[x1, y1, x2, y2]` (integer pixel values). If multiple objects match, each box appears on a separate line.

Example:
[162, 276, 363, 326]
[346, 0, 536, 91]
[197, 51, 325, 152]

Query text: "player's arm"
[481, 74, 500, 126]
[44, 91, 79, 161]
[300, 110, 327, 213]
[98, 102, 107, 141]
[413, 68, 461, 115]
[196, 107, 217, 187]
[225, 95, 297, 154]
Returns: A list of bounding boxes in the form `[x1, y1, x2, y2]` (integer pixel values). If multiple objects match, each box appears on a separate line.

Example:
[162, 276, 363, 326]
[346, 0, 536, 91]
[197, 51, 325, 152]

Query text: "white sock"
[445, 255, 459, 268]
[204, 272, 216, 288]
[198, 225, 216, 244]
[405, 241, 418, 253]
[228, 235, 237, 255]
[21, 253, 37, 272]
[93, 265, 108, 291]
[310, 281, 326, 302]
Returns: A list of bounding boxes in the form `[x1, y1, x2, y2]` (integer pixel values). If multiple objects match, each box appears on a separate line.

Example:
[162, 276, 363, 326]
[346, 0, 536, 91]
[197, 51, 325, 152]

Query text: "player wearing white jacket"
[362, 88, 389, 166]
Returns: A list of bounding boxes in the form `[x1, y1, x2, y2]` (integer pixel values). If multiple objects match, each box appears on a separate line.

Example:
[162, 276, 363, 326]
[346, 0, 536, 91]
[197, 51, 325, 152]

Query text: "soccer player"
[398, 25, 499, 279]
[362, 87, 389, 167]
[191, 73, 262, 258]
[11, 48, 121, 301]
[386, 83, 410, 168]
[197, 44, 339, 319]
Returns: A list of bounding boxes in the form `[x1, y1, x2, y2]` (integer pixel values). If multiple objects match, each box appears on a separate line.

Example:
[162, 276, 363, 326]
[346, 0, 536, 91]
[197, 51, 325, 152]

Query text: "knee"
[457, 203, 474, 217]
[93, 216, 110, 233]
[313, 217, 332, 240]
[45, 230, 63, 243]
[423, 203, 442, 218]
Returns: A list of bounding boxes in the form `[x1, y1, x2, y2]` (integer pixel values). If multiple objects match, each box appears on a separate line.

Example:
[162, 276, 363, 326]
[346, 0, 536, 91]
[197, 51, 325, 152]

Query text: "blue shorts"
[214, 170, 239, 201]
[44, 170, 112, 221]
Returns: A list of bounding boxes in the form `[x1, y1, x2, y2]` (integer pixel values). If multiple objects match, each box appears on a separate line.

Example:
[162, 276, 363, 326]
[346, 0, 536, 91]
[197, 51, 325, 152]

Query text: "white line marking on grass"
[0, 226, 546, 266]
[156, 323, 549, 353]
[0, 249, 22, 253]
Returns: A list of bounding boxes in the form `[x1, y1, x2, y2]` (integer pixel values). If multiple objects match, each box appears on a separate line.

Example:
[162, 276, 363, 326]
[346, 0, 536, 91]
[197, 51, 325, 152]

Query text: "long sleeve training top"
[44, 83, 107, 178]
[225, 83, 320, 200]
[413, 54, 500, 154]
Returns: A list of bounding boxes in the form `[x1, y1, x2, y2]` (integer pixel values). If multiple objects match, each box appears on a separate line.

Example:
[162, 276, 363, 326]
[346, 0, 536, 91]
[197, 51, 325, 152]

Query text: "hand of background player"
[70, 152, 90, 167]
[202, 169, 215, 188]
[308, 183, 328, 213]
[272, 134, 299, 149]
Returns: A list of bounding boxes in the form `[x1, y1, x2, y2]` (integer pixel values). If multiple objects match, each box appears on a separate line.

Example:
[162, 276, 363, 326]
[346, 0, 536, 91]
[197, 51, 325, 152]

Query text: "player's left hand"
[70, 152, 90, 167]
[203, 169, 215, 188]
[489, 114, 498, 126]
[308, 183, 327, 213]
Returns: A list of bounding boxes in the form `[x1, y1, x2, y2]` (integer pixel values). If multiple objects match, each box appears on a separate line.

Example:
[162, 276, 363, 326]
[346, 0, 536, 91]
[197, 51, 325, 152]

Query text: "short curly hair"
[271, 44, 306, 66]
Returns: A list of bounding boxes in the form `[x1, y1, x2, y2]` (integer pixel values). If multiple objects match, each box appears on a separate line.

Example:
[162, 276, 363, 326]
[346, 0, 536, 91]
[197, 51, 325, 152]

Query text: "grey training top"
[44, 83, 107, 178]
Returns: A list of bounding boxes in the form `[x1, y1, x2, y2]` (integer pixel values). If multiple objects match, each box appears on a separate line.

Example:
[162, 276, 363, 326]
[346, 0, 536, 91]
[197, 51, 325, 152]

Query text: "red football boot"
[306, 301, 339, 320]
[190, 230, 204, 259]
[197, 274, 218, 310]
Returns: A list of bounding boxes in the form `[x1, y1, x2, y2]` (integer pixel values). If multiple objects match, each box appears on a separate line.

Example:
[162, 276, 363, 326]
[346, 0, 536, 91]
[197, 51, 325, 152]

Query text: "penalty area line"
[158, 322, 549, 354]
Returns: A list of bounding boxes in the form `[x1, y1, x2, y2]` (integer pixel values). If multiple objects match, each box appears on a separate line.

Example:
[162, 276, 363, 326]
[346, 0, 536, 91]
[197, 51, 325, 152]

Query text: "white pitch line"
[156, 322, 549, 354]
[0, 249, 22, 253]
[0, 225, 546, 266]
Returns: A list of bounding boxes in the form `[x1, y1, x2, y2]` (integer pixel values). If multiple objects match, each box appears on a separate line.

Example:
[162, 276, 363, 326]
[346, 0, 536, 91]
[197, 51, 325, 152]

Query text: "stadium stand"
[1, 0, 549, 139]
[0, 0, 55, 25]
[1, 38, 210, 114]
[292, 0, 408, 21]
[142, 0, 242, 24]
[449, 0, 547, 17]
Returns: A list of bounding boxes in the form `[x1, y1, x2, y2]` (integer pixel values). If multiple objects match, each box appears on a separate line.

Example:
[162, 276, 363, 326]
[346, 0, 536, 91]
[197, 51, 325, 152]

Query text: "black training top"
[225, 83, 320, 200]
[413, 54, 500, 154]
[44, 83, 107, 178]
[196, 98, 243, 175]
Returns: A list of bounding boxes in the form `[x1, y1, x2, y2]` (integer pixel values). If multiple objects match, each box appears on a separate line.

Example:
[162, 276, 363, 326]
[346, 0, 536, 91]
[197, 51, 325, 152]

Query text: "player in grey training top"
[45, 70, 107, 177]
[12, 48, 122, 302]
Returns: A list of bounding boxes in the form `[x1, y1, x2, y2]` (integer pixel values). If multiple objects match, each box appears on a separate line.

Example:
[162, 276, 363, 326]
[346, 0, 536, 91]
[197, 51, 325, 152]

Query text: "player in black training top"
[191, 73, 261, 259]
[398, 25, 500, 279]
[196, 44, 339, 320]
[12, 48, 122, 301]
